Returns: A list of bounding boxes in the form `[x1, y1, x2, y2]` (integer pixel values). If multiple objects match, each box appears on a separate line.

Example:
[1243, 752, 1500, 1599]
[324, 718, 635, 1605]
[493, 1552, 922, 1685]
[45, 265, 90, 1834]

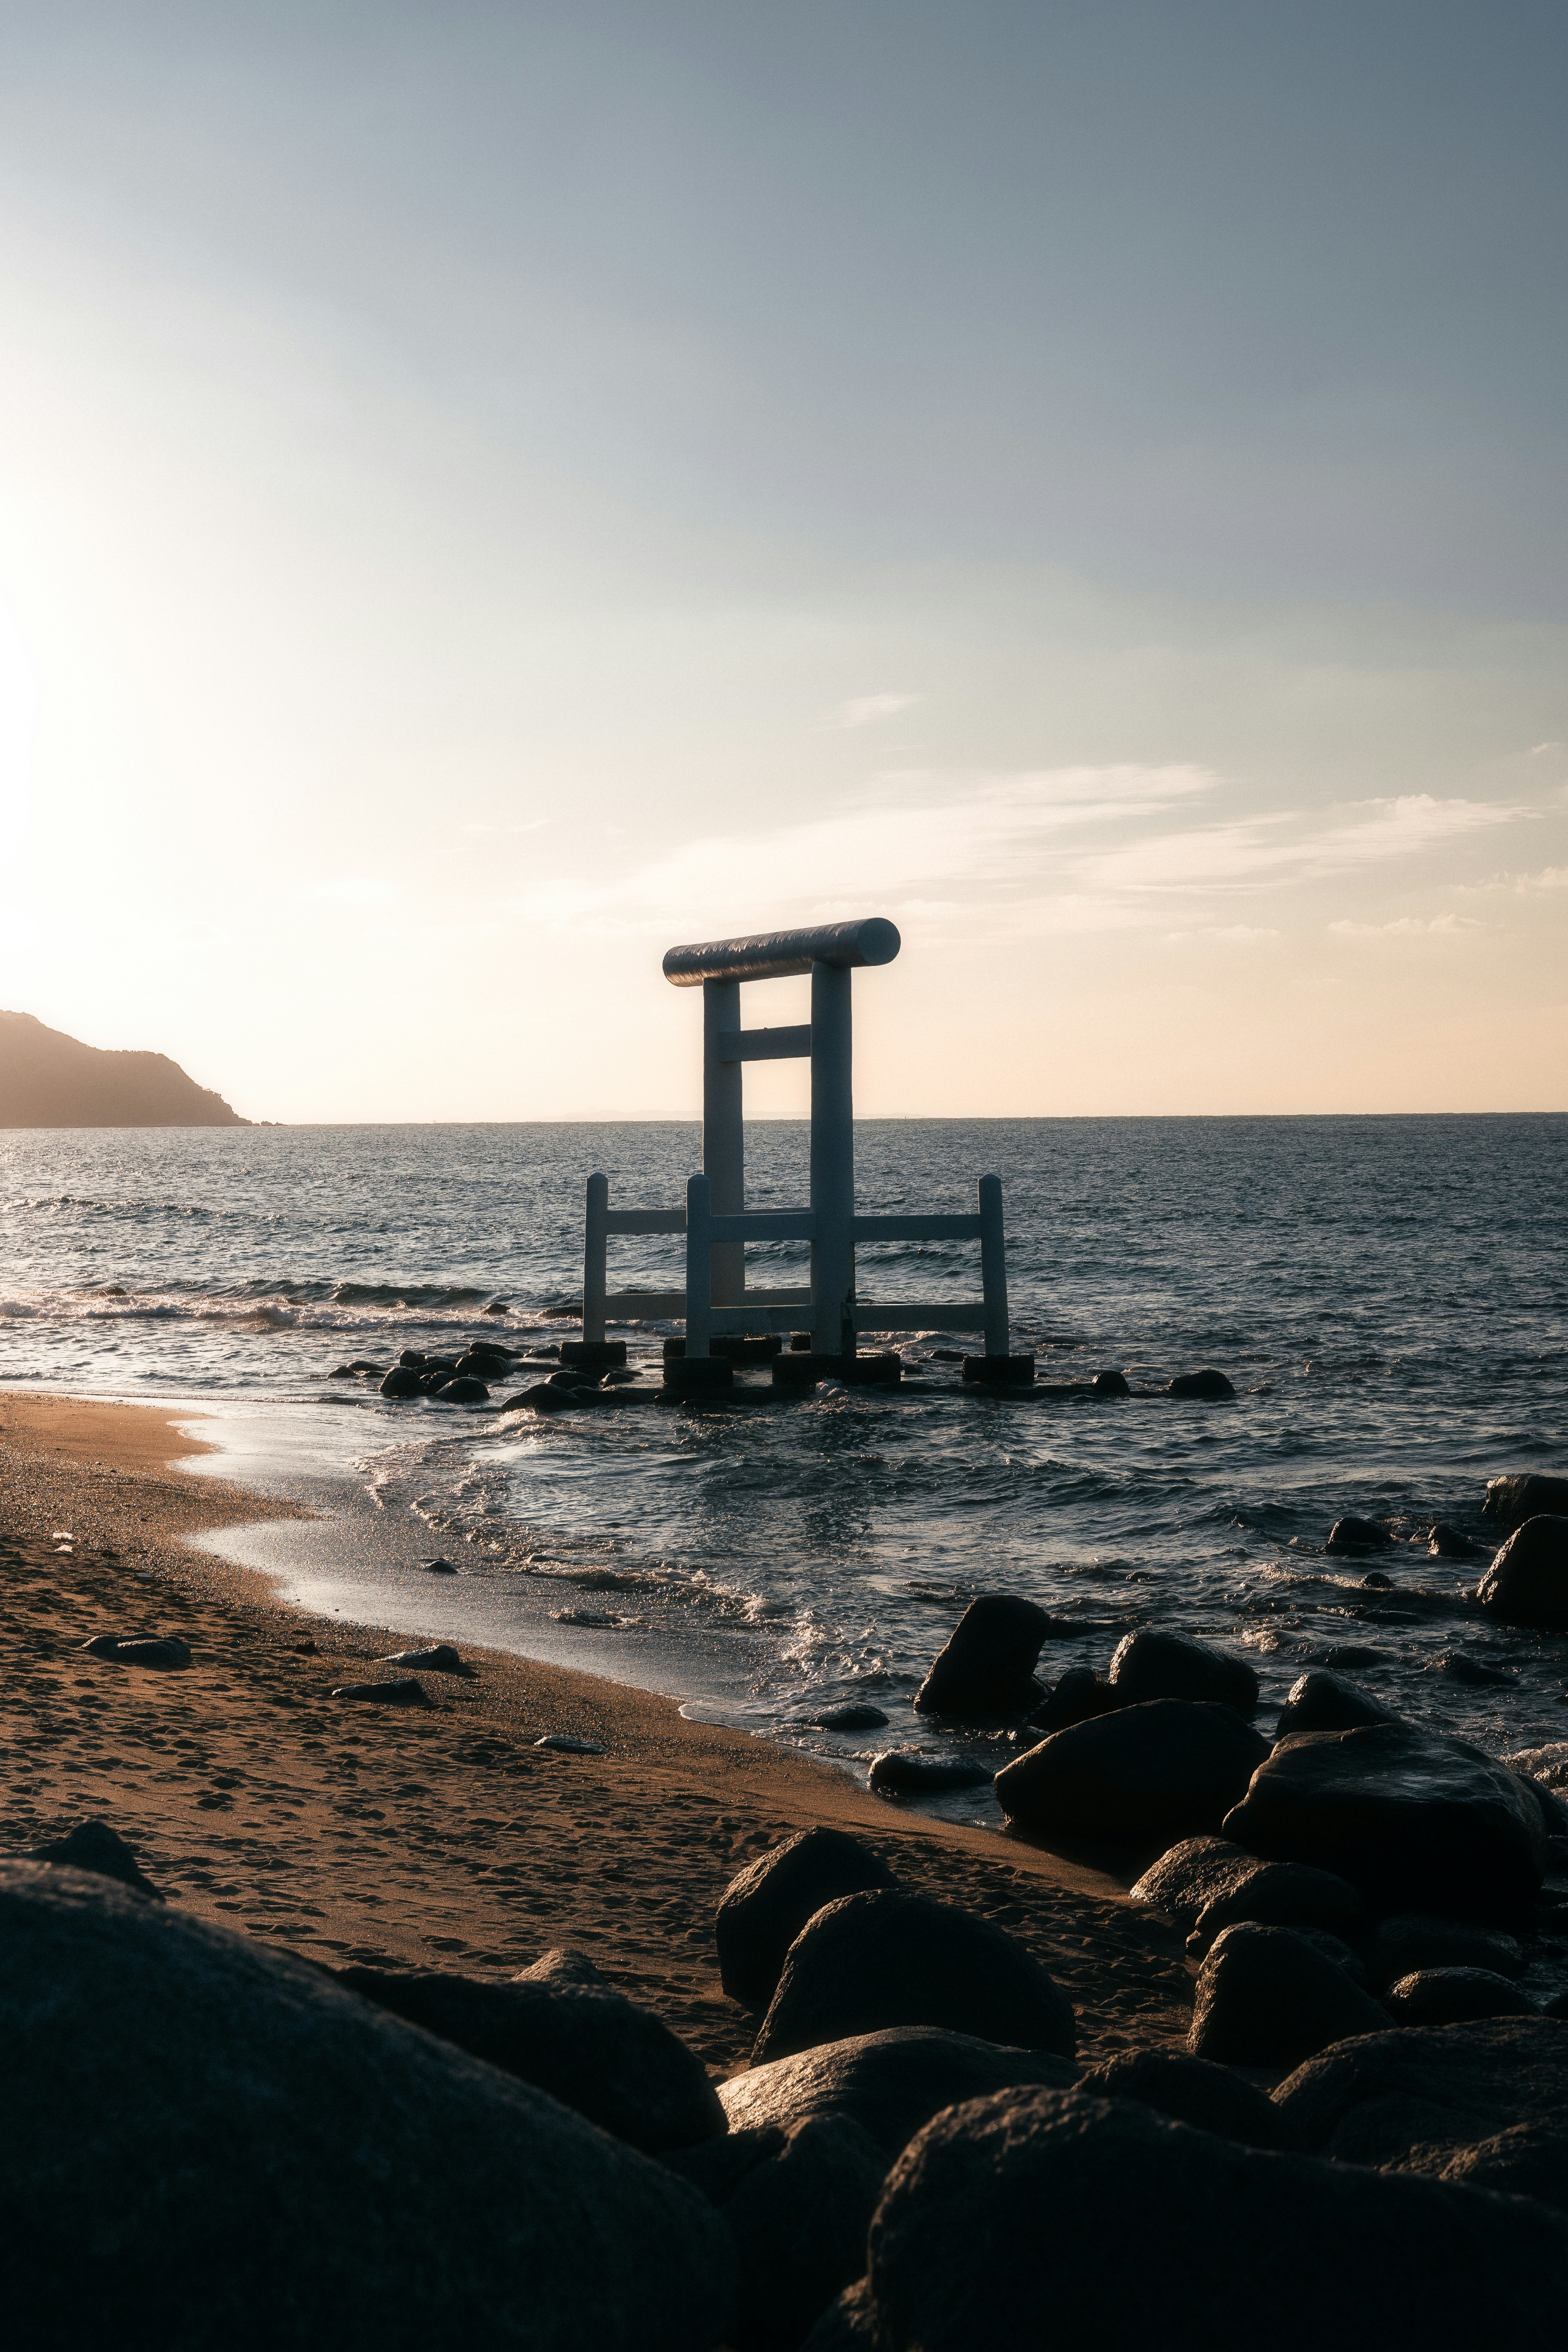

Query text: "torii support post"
[810, 958, 855, 1356]
[962, 1170, 1033, 1383]
[665, 1172, 732, 1393]
[562, 1172, 628, 1366]
[702, 979, 745, 1308]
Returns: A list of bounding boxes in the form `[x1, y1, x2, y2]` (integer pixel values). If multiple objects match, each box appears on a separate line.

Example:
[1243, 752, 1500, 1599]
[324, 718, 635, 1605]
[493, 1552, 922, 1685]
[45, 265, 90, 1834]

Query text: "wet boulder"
[1476, 1517, 1568, 1631]
[1105, 1626, 1258, 1715]
[1091, 1368, 1130, 1396]
[995, 1701, 1269, 1849]
[1223, 1722, 1549, 1919]
[1185, 1857, 1361, 1957]
[794, 1703, 889, 1732]
[1484, 1472, 1568, 1535]
[717, 1829, 899, 2007]
[750, 1891, 1076, 2066]
[1076, 2047, 1305, 2151]
[1026, 1665, 1118, 1733]
[334, 1965, 725, 2154]
[1366, 1912, 1524, 1989]
[1274, 1668, 1399, 1740]
[667, 2113, 885, 2352]
[1274, 2016, 1568, 2194]
[720, 2026, 1078, 2165]
[912, 1595, 1051, 1719]
[434, 1375, 490, 1403]
[1166, 1368, 1235, 1399]
[1429, 1521, 1487, 1560]
[1384, 1968, 1541, 2026]
[0, 1862, 735, 2352]
[1325, 1514, 1388, 1553]
[1188, 1923, 1388, 2068]
[856, 2085, 1568, 2352]
[379, 1365, 424, 1398]
[867, 1751, 991, 1796]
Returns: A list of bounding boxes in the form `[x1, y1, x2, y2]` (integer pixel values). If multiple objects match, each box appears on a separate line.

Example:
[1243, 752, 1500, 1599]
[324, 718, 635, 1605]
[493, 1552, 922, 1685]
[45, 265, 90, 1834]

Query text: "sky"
[0, 0, 1564, 1121]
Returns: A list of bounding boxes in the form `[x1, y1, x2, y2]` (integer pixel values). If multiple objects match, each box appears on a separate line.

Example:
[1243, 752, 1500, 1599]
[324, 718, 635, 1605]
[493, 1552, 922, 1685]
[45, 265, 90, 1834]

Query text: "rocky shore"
[2, 1394, 1566, 2348]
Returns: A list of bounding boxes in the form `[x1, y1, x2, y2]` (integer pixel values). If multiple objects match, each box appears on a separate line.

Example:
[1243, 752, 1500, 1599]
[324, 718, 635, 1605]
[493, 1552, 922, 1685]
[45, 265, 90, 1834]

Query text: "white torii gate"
[569, 918, 1031, 1392]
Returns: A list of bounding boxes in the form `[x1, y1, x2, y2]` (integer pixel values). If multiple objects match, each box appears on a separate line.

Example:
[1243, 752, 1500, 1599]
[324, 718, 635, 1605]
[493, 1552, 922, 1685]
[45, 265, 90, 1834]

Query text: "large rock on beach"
[717, 1829, 899, 2007]
[912, 1595, 1051, 1718]
[1384, 1967, 1541, 2026]
[25, 1818, 163, 1898]
[335, 1964, 725, 2154]
[994, 1700, 1270, 1848]
[1026, 1665, 1118, 1732]
[1128, 1834, 1256, 1931]
[667, 2114, 885, 2352]
[750, 1893, 1076, 2067]
[1274, 2016, 1568, 2198]
[1485, 1472, 1568, 1534]
[1105, 1626, 1258, 1714]
[1476, 1517, 1568, 1630]
[1077, 2046, 1304, 2150]
[1187, 1922, 1389, 2068]
[855, 2085, 1568, 2352]
[800, 2282, 877, 2351]
[0, 1862, 735, 2351]
[1185, 1856, 1361, 1955]
[1223, 1722, 1549, 1918]
[1274, 1668, 1399, 1739]
[720, 2025, 1078, 2164]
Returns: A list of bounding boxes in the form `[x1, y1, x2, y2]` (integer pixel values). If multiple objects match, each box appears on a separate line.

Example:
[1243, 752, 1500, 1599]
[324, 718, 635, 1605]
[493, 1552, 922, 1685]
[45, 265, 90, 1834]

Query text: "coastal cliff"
[0, 1010, 249, 1127]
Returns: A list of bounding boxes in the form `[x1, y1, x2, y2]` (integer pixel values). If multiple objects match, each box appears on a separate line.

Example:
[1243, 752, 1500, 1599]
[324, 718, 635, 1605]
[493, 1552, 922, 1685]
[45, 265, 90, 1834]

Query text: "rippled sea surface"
[4, 1118, 1566, 1802]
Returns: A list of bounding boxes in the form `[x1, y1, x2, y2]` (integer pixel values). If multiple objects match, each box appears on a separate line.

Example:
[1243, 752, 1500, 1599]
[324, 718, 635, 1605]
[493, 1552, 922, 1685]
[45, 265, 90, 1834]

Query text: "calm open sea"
[3, 1118, 1565, 1814]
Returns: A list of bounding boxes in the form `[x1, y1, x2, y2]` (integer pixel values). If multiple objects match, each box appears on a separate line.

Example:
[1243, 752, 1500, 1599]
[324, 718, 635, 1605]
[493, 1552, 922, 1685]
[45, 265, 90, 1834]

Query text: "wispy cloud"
[829, 693, 920, 730]
[1329, 914, 1486, 938]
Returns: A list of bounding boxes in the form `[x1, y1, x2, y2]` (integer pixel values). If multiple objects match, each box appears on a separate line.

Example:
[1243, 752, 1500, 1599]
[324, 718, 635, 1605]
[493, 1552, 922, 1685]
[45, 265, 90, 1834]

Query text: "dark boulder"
[1477, 1517, 1568, 1631]
[1091, 1368, 1130, 1396]
[1274, 1668, 1398, 1740]
[867, 1750, 991, 1796]
[1166, 1368, 1235, 1399]
[0, 1862, 735, 2352]
[716, 1829, 899, 2007]
[25, 1819, 162, 1899]
[800, 2281, 877, 2350]
[1128, 1835, 1257, 1933]
[1429, 1521, 1487, 1560]
[1384, 1968, 1541, 2026]
[381, 1644, 465, 1673]
[499, 1383, 574, 1412]
[1367, 1913, 1525, 1989]
[1105, 1626, 1258, 1715]
[379, 1365, 424, 1398]
[515, 1946, 606, 1987]
[912, 1595, 1051, 1719]
[1428, 1649, 1517, 1686]
[1287, 1927, 1371, 1985]
[1484, 1472, 1568, 1535]
[330, 1677, 431, 1706]
[1274, 2016, 1568, 2191]
[857, 2085, 1568, 2352]
[995, 1700, 1269, 1848]
[1414, 2123, 1568, 2214]
[666, 2114, 885, 2352]
[1325, 1514, 1388, 1552]
[1188, 1923, 1388, 2068]
[434, 1376, 490, 1403]
[455, 1349, 513, 1377]
[1077, 2047, 1305, 2151]
[1026, 1665, 1118, 1733]
[1223, 1722, 1550, 1919]
[795, 1703, 889, 1731]
[751, 1891, 1076, 2066]
[1185, 1857, 1361, 1956]
[81, 1633, 192, 1668]
[719, 2026, 1078, 2164]
[335, 1966, 725, 2154]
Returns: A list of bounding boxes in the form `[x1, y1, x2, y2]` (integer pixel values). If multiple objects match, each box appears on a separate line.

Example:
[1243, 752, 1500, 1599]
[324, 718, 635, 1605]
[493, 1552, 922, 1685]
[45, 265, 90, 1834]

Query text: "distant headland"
[0, 1010, 250, 1127]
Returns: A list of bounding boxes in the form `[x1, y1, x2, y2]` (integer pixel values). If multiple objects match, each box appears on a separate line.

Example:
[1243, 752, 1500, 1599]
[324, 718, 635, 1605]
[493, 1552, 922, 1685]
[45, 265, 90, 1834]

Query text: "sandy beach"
[0, 1392, 1192, 2076]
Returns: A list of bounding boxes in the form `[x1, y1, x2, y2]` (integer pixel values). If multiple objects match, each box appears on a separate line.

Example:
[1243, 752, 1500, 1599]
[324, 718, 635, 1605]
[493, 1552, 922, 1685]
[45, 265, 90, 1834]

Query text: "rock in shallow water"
[0, 1862, 736, 2352]
[1484, 1472, 1568, 1534]
[1325, 1514, 1388, 1552]
[1166, 1367, 1235, 1399]
[717, 1829, 899, 2007]
[751, 1891, 1076, 2066]
[1222, 1721, 1549, 1919]
[1105, 1626, 1258, 1715]
[1274, 1668, 1398, 1740]
[995, 1700, 1270, 1847]
[912, 1594, 1051, 1719]
[867, 1750, 992, 1797]
[1477, 1516, 1568, 1630]
[856, 2085, 1568, 2352]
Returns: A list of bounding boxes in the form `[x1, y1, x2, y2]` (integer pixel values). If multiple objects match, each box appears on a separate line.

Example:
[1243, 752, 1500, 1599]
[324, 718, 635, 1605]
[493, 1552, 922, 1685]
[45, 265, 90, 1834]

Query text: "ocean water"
[3, 1118, 1566, 1815]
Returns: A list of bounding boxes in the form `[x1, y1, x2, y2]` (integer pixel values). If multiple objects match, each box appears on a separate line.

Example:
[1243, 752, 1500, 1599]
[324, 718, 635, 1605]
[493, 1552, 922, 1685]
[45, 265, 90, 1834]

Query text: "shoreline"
[0, 1391, 1192, 2073]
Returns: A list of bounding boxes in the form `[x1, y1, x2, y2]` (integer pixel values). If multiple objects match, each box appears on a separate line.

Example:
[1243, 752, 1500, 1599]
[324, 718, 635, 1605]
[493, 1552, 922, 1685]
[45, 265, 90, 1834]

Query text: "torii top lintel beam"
[662, 917, 900, 988]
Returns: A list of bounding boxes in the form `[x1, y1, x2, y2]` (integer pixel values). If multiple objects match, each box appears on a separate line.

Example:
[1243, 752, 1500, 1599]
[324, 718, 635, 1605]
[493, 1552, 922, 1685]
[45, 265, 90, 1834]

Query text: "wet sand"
[0, 1392, 1190, 2073]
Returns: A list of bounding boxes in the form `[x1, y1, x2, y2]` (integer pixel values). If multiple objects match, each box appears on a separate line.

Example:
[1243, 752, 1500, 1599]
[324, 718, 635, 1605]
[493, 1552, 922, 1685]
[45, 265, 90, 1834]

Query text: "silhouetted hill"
[0, 1011, 250, 1127]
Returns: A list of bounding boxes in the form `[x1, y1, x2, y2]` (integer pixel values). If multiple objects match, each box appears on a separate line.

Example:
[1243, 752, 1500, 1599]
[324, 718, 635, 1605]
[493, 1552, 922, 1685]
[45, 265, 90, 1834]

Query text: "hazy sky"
[0, 1, 1564, 1119]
